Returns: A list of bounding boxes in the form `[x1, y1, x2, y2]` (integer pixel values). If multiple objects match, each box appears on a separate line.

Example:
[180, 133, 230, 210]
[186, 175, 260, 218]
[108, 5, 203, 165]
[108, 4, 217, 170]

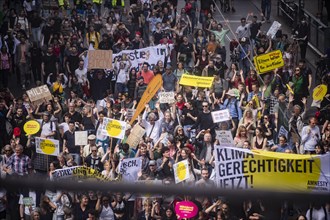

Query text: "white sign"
[216, 130, 234, 146]
[119, 158, 142, 182]
[51, 166, 80, 180]
[126, 109, 135, 119]
[278, 125, 289, 139]
[35, 137, 60, 156]
[173, 159, 190, 184]
[266, 21, 282, 39]
[211, 109, 230, 123]
[112, 44, 173, 69]
[159, 91, 175, 104]
[101, 117, 127, 139]
[75, 131, 88, 146]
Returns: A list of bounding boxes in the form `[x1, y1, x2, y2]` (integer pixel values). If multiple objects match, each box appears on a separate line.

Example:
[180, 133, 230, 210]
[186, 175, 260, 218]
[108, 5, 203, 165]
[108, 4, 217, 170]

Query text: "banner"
[214, 146, 330, 192]
[129, 74, 163, 124]
[266, 21, 282, 39]
[126, 124, 146, 149]
[51, 166, 109, 181]
[119, 158, 142, 182]
[211, 109, 230, 123]
[23, 120, 40, 135]
[215, 130, 234, 146]
[179, 74, 214, 88]
[35, 137, 59, 156]
[101, 118, 127, 139]
[88, 50, 113, 69]
[173, 160, 190, 184]
[158, 91, 175, 104]
[75, 131, 88, 146]
[254, 50, 284, 74]
[113, 44, 172, 69]
[26, 85, 52, 105]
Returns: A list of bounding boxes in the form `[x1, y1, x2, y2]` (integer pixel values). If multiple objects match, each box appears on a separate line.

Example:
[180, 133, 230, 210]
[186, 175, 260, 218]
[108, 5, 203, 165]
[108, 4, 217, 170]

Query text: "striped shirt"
[6, 153, 32, 176]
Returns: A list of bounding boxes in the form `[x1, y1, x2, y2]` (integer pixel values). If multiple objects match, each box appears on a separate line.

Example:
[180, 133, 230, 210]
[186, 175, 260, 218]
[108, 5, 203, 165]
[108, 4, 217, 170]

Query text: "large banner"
[214, 146, 330, 192]
[35, 137, 60, 156]
[254, 50, 284, 74]
[119, 158, 142, 182]
[113, 45, 172, 69]
[51, 166, 109, 181]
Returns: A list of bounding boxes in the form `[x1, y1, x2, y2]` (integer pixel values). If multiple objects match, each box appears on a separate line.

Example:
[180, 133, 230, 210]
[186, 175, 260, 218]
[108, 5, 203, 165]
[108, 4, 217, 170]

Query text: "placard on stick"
[126, 124, 146, 149]
[75, 131, 88, 146]
[88, 50, 113, 69]
[26, 85, 53, 105]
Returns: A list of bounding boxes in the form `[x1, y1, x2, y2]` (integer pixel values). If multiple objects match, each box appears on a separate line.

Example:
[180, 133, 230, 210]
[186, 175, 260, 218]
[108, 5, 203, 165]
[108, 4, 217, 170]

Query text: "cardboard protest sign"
[126, 124, 146, 149]
[35, 137, 59, 156]
[158, 91, 175, 104]
[88, 50, 113, 69]
[23, 120, 40, 135]
[179, 74, 214, 88]
[173, 160, 190, 184]
[213, 146, 330, 192]
[211, 109, 230, 123]
[101, 118, 127, 139]
[129, 74, 163, 124]
[216, 130, 234, 146]
[254, 50, 284, 74]
[75, 131, 88, 146]
[119, 158, 142, 182]
[26, 85, 52, 105]
[266, 21, 282, 39]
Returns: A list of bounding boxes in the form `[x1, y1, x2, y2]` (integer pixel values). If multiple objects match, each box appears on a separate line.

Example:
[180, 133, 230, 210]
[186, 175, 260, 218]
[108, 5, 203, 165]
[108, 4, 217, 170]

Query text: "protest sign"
[216, 130, 234, 146]
[313, 84, 327, 101]
[26, 85, 52, 105]
[129, 74, 163, 124]
[126, 124, 146, 149]
[88, 50, 113, 69]
[211, 109, 230, 123]
[126, 109, 135, 119]
[101, 118, 127, 139]
[35, 137, 59, 156]
[266, 21, 282, 39]
[112, 45, 172, 69]
[173, 160, 190, 184]
[119, 158, 142, 182]
[23, 120, 40, 135]
[213, 146, 330, 192]
[179, 74, 214, 88]
[278, 126, 289, 139]
[51, 166, 109, 181]
[23, 197, 34, 206]
[75, 131, 88, 146]
[175, 201, 198, 220]
[158, 91, 175, 104]
[254, 50, 284, 74]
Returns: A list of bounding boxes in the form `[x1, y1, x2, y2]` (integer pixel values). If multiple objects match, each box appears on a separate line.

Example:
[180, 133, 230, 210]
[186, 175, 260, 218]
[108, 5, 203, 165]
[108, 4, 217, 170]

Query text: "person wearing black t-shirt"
[73, 194, 93, 220]
[182, 101, 198, 138]
[41, 47, 59, 84]
[177, 35, 195, 68]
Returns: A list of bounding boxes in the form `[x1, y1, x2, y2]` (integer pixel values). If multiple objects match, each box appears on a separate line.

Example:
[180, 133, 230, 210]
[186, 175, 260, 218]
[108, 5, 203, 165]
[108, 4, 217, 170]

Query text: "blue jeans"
[261, 0, 271, 20]
[115, 82, 127, 97]
[31, 27, 41, 45]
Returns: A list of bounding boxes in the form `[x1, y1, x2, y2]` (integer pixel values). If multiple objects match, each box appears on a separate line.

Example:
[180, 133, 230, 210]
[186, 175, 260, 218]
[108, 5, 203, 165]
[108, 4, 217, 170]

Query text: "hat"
[226, 89, 237, 97]
[149, 160, 156, 166]
[241, 37, 246, 43]
[13, 127, 21, 137]
[88, 134, 96, 140]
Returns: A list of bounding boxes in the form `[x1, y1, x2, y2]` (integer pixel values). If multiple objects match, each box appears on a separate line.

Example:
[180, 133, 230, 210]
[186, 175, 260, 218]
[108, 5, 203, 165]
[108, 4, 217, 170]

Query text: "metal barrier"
[278, 0, 330, 56]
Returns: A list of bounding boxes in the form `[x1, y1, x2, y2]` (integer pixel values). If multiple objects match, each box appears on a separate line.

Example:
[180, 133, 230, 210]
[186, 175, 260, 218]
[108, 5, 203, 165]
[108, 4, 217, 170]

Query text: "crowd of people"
[0, 0, 330, 219]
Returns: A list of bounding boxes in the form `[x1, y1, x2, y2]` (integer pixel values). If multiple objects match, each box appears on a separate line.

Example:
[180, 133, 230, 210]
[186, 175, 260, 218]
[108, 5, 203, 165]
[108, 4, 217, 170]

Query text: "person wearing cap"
[162, 65, 177, 92]
[221, 89, 242, 132]
[82, 134, 104, 159]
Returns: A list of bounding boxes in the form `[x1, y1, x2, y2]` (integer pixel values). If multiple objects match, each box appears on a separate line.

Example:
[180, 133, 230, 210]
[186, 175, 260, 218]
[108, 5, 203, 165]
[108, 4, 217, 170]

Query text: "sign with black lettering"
[26, 85, 53, 105]
[119, 158, 142, 182]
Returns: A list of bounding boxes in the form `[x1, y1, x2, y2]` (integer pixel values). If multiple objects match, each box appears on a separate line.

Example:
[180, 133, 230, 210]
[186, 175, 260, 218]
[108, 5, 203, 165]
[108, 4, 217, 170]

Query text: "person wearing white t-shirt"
[96, 194, 115, 220]
[75, 61, 88, 84]
[114, 58, 131, 98]
[19, 191, 36, 220]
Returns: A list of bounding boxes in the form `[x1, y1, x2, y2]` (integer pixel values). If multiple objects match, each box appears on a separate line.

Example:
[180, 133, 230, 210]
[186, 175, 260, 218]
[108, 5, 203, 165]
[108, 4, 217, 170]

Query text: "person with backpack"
[40, 112, 57, 139]
[221, 89, 242, 134]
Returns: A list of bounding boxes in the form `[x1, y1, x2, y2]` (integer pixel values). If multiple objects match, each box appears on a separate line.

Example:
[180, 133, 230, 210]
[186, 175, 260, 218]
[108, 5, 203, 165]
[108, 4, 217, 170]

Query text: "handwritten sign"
[126, 124, 146, 149]
[211, 109, 230, 123]
[159, 91, 175, 103]
[216, 130, 234, 146]
[26, 85, 52, 105]
[254, 50, 284, 74]
[88, 50, 113, 69]
[266, 21, 282, 39]
[75, 131, 88, 146]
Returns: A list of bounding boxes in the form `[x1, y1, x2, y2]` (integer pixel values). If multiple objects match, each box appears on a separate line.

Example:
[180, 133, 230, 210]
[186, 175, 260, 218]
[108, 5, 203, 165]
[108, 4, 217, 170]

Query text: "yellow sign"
[179, 74, 214, 88]
[313, 84, 327, 101]
[254, 50, 284, 74]
[129, 74, 163, 125]
[23, 120, 40, 135]
[173, 160, 190, 184]
[101, 118, 126, 139]
[214, 146, 330, 192]
[36, 137, 60, 156]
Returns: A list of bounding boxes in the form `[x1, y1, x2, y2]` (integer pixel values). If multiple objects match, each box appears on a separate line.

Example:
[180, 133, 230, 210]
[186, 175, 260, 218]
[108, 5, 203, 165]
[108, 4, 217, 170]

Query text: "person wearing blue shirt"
[220, 89, 242, 132]
[271, 135, 293, 153]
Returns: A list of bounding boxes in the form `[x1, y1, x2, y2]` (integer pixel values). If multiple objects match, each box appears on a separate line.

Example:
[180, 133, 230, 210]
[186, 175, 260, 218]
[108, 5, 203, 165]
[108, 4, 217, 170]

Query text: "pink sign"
[175, 201, 198, 219]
